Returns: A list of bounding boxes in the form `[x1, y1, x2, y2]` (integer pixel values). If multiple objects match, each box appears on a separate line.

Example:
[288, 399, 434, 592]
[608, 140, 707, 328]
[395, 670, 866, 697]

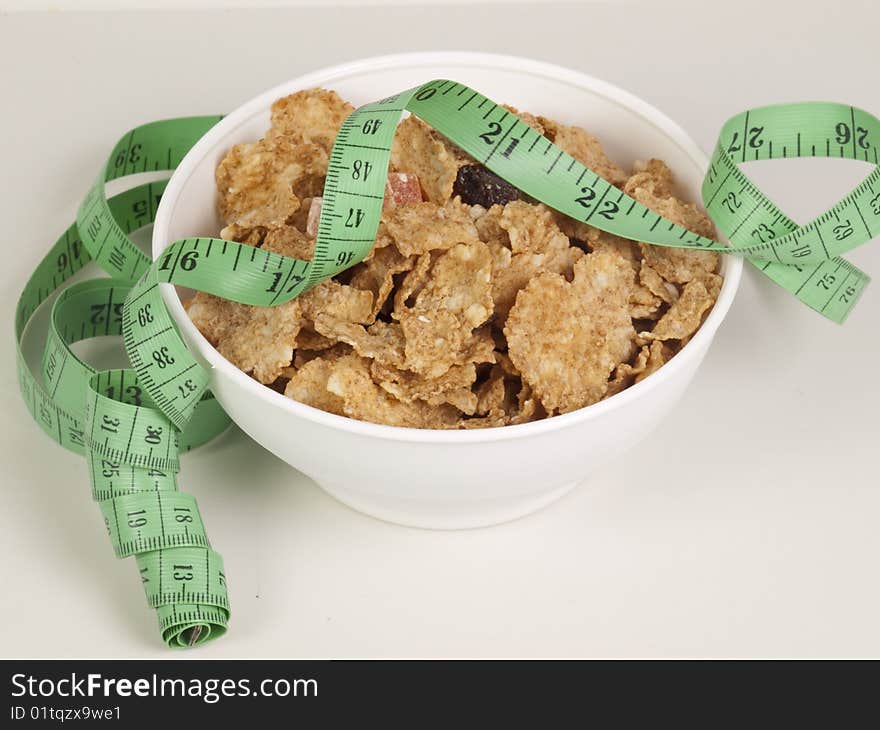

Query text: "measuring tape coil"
[15, 80, 878, 647]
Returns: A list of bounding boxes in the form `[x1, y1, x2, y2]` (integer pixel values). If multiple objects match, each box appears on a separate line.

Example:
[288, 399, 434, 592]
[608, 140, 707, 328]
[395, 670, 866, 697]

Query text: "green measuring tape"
[16, 120, 233, 648]
[14, 78, 876, 648]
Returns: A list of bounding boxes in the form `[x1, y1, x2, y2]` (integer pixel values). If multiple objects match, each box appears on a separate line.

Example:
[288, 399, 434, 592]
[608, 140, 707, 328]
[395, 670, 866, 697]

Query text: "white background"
[1, 0, 878, 658]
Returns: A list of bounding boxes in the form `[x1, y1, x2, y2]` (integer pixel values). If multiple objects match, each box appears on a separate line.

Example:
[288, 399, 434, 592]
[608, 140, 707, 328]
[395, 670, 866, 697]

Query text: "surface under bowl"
[153, 52, 742, 529]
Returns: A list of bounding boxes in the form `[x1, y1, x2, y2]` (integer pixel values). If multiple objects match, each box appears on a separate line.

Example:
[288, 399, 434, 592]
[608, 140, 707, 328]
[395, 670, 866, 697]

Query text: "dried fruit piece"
[200, 87, 724, 429]
[505, 250, 636, 413]
[384, 172, 423, 210]
[452, 165, 522, 208]
[390, 116, 472, 204]
[306, 196, 322, 238]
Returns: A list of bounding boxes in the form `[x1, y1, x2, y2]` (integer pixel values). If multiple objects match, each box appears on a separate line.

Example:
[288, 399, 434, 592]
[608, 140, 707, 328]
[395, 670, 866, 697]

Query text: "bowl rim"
[154, 51, 743, 444]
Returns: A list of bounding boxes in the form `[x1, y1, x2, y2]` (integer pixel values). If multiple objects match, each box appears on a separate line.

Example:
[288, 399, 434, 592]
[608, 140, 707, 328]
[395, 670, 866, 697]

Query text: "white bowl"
[154, 52, 742, 529]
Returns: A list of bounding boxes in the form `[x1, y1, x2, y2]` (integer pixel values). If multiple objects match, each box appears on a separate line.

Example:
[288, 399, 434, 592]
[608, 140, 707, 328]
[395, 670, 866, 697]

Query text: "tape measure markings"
[16, 170, 231, 647]
[15, 78, 880, 649]
[138, 548, 228, 610]
[101, 490, 208, 558]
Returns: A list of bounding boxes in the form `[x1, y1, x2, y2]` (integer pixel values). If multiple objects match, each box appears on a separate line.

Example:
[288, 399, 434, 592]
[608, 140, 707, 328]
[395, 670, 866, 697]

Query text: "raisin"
[452, 164, 522, 207]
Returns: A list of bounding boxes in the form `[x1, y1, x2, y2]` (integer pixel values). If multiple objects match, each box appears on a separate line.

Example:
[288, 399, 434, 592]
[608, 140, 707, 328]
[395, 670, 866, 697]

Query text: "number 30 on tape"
[14, 79, 877, 648]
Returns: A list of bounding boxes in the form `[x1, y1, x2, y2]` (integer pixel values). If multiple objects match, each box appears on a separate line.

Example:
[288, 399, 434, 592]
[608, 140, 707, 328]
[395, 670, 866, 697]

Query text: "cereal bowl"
[154, 52, 742, 529]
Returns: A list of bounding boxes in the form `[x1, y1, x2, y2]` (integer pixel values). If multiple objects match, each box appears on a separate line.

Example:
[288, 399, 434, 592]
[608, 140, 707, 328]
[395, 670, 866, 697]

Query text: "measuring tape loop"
[156, 604, 229, 648]
[86, 450, 177, 502]
[15, 77, 880, 649]
[17, 177, 230, 646]
[707, 102, 880, 262]
[137, 547, 228, 610]
[42, 278, 130, 418]
[700, 101, 878, 321]
[84, 369, 180, 472]
[101, 491, 207, 558]
[77, 117, 223, 281]
[121, 268, 209, 431]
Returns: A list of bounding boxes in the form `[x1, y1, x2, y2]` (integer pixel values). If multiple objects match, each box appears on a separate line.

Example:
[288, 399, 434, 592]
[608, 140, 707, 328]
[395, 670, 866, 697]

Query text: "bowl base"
[315, 479, 582, 530]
